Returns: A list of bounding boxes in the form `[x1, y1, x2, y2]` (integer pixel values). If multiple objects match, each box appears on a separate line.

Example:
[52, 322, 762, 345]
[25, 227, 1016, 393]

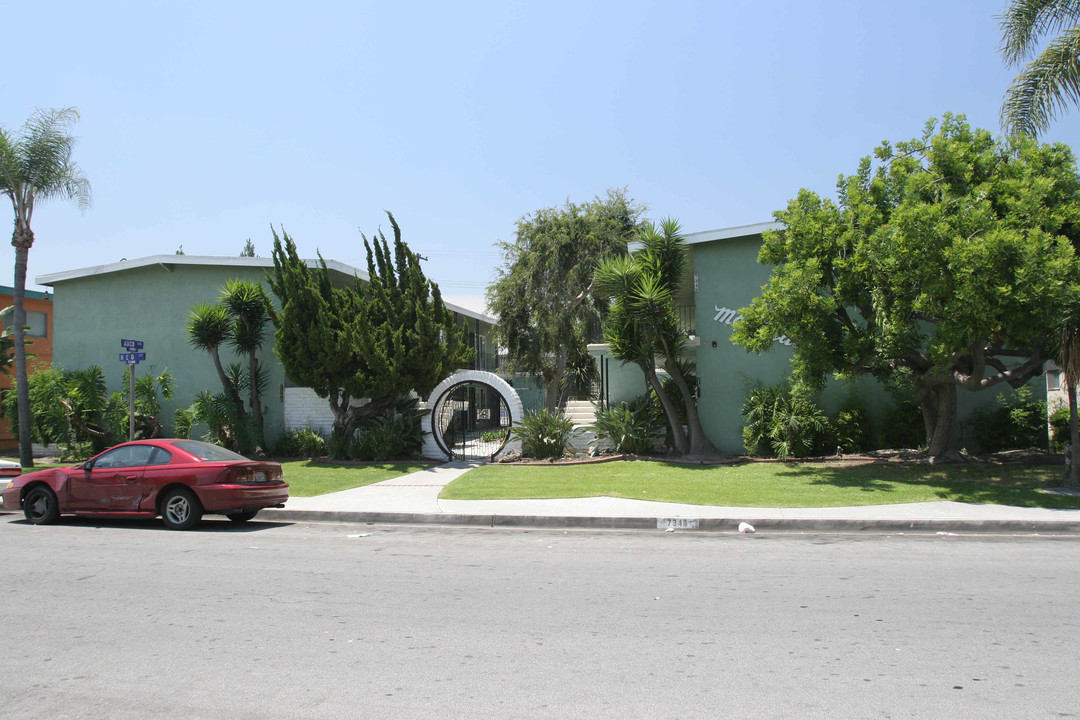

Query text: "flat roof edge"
[35, 254, 493, 323]
[628, 221, 783, 252]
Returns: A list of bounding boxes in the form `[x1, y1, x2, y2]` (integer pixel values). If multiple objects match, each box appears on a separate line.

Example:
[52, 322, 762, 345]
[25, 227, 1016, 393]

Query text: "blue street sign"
[121, 339, 144, 351]
[119, 352, 146, 364]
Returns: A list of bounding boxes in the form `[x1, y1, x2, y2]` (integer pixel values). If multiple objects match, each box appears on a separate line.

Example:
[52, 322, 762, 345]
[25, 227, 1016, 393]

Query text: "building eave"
[37, 254, 495, 324]
[629, 221, 784, 252]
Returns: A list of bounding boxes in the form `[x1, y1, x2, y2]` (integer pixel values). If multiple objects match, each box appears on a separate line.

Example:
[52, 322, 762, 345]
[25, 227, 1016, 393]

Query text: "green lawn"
[280, 460, 435, 497]
[438, 459, 1080, 509]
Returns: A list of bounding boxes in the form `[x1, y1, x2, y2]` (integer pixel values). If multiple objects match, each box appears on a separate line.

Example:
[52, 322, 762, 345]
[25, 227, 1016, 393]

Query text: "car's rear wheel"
[23, 486, 60, 525]
[226, 510, 259, 524]
[160, 488, 202, 530]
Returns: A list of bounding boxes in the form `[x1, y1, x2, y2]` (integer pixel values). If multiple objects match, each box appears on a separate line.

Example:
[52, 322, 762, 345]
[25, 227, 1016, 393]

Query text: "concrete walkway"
[262, 461, 1080, 533]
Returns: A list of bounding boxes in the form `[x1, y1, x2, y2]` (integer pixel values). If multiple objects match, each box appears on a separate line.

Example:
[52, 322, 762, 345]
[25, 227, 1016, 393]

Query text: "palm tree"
[219, 279, 271, 447]
[999, 1, 1080, 137]
[186, 302, 248, 432]
[594, 219, 718, 458]
[0, 108, 91, 467]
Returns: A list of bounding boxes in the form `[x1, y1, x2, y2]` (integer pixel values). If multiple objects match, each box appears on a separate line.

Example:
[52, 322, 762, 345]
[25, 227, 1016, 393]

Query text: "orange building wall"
[0, 290, 53, 451]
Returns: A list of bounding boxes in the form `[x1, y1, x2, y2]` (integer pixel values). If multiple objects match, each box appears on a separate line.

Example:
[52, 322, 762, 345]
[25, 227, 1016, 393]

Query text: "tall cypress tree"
[268, 213, 472, 436]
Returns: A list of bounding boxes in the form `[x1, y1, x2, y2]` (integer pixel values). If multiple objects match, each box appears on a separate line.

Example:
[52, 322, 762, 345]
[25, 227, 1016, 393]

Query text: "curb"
[257, 509, 1080, 534]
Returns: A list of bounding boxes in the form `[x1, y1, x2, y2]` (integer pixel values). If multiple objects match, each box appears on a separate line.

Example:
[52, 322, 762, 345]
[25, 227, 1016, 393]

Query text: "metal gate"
[432, 380, 512, 461]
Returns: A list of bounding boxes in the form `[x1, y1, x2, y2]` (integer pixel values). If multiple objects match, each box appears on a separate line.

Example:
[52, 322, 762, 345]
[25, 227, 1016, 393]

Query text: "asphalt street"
[0, 515, 1077, 719]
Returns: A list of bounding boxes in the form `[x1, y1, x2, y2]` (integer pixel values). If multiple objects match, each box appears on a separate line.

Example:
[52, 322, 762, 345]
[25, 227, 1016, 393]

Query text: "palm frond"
[186, 303, 232, 350]
[1002, 25, 1080, 135]
[999, 0, 1080, 64]
[12, 108, 92, 212]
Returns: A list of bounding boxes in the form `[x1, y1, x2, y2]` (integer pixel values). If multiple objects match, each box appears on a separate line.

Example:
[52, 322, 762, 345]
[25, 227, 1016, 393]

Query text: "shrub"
[512, 409, 581, 459]
[1050, 406, 1070, 452]
[329, 396, 427, 461]
[593, 394, 664, 454]
[966, 386, 1048, 452]
[833, 401, 871, 454]
[270, 428, 327, 458]
[480, 428, 508, 443]
[177, 390, 257, 452]
[740, 382, 829, 459]
[3, 365, 173, 458]
[880, 397, 926, 450]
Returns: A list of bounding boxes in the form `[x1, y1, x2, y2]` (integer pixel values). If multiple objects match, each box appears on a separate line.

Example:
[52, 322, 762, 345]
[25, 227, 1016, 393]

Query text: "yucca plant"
[593, 394, 664, 454]
[512, 409, 581, 459]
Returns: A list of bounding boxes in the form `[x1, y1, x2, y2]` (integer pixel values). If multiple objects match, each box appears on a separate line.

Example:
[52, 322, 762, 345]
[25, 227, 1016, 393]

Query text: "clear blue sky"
[5, 0, 1079, 313]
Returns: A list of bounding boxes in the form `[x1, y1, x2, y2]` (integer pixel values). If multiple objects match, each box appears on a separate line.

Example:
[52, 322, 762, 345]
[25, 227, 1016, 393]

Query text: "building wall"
[592, 231, 1042, 454]
[48, 258, 500, 449]
[51, 263, 287, 442]
[0, 288, 53, 450]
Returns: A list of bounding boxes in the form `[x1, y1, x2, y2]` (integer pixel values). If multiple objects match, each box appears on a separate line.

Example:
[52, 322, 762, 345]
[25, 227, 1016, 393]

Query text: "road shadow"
[3, 515, 291, 533]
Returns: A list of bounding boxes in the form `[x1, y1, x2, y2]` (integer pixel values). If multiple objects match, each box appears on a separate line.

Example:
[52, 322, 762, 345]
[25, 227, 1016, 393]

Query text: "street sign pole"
[129, 363, 135, 441]
[120, 340, 146, 442]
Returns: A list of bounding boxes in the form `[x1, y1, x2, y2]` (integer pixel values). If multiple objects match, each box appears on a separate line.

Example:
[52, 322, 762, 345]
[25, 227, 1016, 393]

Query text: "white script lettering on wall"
[713, 305, 793, 347]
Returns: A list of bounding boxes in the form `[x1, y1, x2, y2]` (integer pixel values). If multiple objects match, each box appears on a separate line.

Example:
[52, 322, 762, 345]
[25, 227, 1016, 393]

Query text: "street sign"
[118, 341, 148, 441]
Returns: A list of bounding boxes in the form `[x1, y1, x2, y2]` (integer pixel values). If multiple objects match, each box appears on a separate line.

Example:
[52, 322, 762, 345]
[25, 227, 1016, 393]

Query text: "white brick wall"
[282, 388, 362, 436]
[285, 375, 525, 462]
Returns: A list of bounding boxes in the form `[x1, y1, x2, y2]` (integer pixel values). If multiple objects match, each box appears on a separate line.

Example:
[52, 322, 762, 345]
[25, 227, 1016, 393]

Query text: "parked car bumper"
[195, 483, 289, 513]
[1, 485, 20, 510]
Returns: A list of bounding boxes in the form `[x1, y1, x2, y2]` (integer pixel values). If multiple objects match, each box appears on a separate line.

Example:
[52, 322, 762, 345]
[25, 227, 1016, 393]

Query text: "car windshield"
[172, 440, 250, 462]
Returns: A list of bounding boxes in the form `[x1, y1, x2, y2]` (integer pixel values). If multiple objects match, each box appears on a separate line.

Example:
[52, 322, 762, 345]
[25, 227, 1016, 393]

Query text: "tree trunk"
[329, 389, 350, 436]
[12, 230, 34, 468]
[544, 345, 569, 413]
[641, 362, 688, 455]
[248, 352, 265, 449]
[916, 382, 957, 458]
[1068, 378, 1079, 489]
[209, 347, 246, 426]
[652, 329, 718, 458]
[659, 348, 718, 458]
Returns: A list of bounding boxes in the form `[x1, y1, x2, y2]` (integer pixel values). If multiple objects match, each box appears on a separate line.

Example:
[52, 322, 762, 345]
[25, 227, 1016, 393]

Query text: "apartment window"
[1047, 369, 1062, 391]
[1, 310, 46, 338]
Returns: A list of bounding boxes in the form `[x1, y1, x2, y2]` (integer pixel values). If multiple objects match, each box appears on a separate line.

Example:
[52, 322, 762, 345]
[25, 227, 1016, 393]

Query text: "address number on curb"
[657, 518, 700, 530]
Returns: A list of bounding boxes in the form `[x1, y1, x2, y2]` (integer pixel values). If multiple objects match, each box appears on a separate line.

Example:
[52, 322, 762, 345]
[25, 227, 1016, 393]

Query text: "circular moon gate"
[432, 380, 513, 461]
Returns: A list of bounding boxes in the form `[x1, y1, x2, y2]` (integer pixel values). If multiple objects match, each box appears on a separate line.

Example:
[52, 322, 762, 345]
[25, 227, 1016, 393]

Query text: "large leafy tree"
[999, 1, 1080, 488]
[488, 188, 644, 411]
[999, 0, 1080, 137]
[268, 212, 472, 436]
[732, 114, 1080, 458]
[594, 220, 717, 457]
[0, 108, 91, 467]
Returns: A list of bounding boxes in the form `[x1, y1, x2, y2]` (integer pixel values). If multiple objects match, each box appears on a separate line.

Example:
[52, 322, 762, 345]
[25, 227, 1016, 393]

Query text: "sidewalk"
[261, 461, 1080, 534]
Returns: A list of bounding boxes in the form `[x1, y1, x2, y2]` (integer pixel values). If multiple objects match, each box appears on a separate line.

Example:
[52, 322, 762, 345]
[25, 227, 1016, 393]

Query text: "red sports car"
[2, 439, 288, 530]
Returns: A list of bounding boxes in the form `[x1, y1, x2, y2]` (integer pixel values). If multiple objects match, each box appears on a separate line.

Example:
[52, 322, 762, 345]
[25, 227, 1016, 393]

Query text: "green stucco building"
[38, 254, 497, 443]
[589, 222, 1045, 455]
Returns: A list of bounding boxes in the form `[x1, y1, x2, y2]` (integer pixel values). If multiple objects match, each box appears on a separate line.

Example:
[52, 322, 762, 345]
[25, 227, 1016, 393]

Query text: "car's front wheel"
[23, 486, 60, 525]
[160, 488, 203, 530]
[226, 510, 259, 524]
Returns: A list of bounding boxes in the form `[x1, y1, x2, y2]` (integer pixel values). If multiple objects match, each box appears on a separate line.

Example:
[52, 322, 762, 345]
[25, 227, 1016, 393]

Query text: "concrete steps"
[564, 399, 597, 452]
